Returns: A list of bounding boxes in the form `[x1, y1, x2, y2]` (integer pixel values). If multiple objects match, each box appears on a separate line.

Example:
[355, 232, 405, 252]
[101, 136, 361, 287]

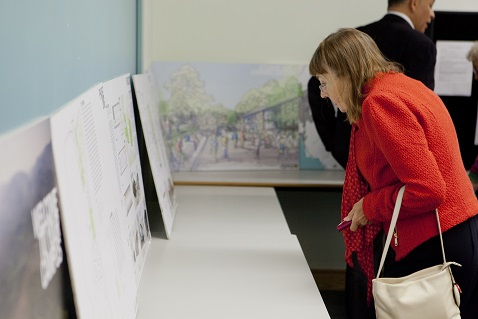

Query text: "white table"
[172, 186, 291, 236]
[136, 185, 331, 319]
[136, 234, 330, 319]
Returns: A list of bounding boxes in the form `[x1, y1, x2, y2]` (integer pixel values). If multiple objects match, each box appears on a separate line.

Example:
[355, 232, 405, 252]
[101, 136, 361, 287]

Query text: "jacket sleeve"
[360, 93, 446, 221]
[402, 37, 437, 90]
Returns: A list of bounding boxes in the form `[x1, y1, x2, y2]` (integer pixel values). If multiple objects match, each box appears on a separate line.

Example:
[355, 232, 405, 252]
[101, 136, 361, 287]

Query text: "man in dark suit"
[309, 0, 436, 169]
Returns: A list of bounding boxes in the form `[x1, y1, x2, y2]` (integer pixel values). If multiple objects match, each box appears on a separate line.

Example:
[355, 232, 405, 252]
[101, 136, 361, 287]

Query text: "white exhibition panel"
[132, 73, 177, 239]
[0, 117, 69, 318]
[102, 74, 151, 286]
[51, 84, 138, 319]
[136, 234, 330, 319]
[50, 75, 152, 319]
[172, 186, 291, 236]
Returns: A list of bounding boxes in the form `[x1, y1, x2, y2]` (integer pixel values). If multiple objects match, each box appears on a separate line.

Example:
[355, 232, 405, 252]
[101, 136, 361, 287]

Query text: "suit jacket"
[309, 14, 437, 168]
[357, 14, 436, 89]
[308, 77, 350, 169]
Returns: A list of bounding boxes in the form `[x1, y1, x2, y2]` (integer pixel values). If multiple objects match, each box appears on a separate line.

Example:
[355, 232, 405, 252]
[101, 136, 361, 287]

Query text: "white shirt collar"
[387, 11, 415, 29]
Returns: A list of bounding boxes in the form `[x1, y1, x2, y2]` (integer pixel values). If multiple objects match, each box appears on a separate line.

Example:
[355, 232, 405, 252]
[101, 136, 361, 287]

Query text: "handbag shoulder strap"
[376, 185, 447, 278]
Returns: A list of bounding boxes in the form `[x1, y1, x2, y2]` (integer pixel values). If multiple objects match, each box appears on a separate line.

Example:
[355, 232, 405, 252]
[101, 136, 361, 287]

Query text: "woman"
[309, 28, 478, 319]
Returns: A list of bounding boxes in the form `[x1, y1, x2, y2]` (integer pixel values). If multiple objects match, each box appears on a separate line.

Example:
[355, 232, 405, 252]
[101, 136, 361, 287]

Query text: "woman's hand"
[343, 198, 370, 231]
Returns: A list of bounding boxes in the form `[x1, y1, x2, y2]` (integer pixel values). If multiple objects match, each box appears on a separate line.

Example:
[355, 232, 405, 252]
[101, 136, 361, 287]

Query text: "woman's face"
[317, 73, 348, 113]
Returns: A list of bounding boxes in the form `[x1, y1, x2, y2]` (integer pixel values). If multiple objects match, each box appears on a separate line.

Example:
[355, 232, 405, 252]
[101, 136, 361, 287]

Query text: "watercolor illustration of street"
[151, 62, 342, 172]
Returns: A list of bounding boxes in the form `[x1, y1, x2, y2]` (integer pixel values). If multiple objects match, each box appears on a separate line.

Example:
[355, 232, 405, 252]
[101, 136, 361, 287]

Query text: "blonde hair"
[309, 28, 402, 123]
[467, 41, 478, 63]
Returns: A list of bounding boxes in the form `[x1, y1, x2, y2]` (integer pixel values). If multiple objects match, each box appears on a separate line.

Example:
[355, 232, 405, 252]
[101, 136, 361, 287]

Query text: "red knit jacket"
[355, 72, 478, 260]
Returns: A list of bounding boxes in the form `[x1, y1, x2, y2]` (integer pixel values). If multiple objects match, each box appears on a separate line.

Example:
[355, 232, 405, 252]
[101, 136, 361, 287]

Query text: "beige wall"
[140, 0, 478, 72]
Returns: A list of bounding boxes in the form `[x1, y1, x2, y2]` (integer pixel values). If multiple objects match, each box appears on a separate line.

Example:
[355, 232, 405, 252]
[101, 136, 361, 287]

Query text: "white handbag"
[372, 186, 462, 319]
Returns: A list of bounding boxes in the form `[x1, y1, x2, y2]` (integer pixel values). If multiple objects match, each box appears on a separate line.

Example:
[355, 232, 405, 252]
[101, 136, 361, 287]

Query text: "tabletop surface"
[136, 185, 331, 319]
[136, 234, 331, 319]
[171, 185, 291, 236]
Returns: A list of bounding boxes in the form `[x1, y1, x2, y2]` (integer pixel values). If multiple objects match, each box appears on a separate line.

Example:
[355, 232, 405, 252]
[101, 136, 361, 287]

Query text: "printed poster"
[102, 74, 151, 284]
[50, 84, 138, 319]
[132, 72, 177, 238]
[150, 61, 341, 171]
[0, 117, 74, 318]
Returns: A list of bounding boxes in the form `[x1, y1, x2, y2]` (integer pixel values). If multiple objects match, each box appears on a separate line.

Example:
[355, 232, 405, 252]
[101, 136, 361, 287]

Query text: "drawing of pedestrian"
[254, 134, 261, 159]
[210, 135, 219, 161]
[221, 135, 229, 159]
[239, 130, 245, 148]
[231, 131, 238, 148]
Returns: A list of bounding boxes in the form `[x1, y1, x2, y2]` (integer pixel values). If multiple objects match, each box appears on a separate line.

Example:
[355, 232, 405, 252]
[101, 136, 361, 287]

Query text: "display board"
[101, 74, 151, 284]
[132, 72, 177, 238]
[0, 118, 75, 318]
[50, 76, 149, 319]
[150, 61, 341, 172]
